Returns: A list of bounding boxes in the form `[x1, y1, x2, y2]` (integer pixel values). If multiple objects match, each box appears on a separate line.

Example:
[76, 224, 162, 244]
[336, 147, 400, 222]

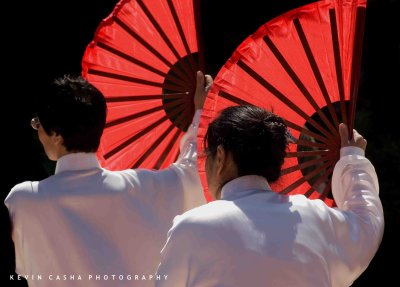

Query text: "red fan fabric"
[82, 0, 202, 170]
[198, 0, 367, 205]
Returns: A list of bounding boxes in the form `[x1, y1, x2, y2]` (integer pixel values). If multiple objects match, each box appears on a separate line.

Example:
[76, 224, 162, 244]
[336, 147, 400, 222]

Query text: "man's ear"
[216, 145, 226, 176]
[216, 146, 238, 179]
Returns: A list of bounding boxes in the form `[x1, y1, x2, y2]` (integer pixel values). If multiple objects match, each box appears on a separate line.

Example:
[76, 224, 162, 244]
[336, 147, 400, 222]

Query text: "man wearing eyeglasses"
[5, 72, 212, 287]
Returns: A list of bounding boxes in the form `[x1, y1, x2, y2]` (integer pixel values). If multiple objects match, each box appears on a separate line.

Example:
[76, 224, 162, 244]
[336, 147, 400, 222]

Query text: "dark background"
[1, 0, 399, 286]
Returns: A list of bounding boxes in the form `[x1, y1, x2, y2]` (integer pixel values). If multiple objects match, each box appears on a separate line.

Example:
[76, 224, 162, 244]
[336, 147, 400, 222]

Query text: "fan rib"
[165, 102, 187, 118]
[163, 81, 188, 93]
[170, 101, 194, 130]
[311, 166, 334, 199]
[304, 160, 334, 181]
[166, 0, 197, 76]
[136, 0, 195, 78]
[263, 35, 339, 137]
[172, 152, 180, 164]
[193, 0, 205, 71]
[107, 95, 163, 103]
[237, 60, 337, 144]
[162, 92, 190, 99]
[302, 162, 333, 198]
[281, 155, 331, 176]
[171, 112, 191, 131]
[329, 9, 347, 126]
[219, 91, 252, 105]
[96, 42, 167, 78]
[88, 69, 163, 87]
[106, 106, 164, 128]
[163, 100, 187, 110]
[304, 159, 332, 181]
[348, 7, 366, 137]
[132, 124, 176, 168]
[114, 13, 191, 85]
[154, 129, 182, 169]
[280, 177, 306, 195]
[163, 94, 194, 131]
[104, 115, 169, 160]
[280, 159, 333, 194]
[113, 16, 173, 68]
[319, 176, 333, 200]
[285, 121, 332, 145]
[304, 187, 315, 197]
[296, 139, 329, 149]
[293, 19, 340, 131]
[287, 150, 330, 158]
[106, 92, 188, 103]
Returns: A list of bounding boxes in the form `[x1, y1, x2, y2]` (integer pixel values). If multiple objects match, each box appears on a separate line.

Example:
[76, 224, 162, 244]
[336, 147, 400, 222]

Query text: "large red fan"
[198, 0, 367, 205]
[82, 0, 203, 170]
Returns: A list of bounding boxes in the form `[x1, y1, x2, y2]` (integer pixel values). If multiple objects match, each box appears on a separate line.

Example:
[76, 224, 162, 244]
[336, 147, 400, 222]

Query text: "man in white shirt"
[5, 71, 212, 287]
[156, 105, 384, 287]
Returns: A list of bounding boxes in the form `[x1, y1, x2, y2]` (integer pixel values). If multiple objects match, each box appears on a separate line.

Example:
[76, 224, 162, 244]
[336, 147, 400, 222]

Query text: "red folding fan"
[82, 0, 203, 170]
[197, 0, 367, 205]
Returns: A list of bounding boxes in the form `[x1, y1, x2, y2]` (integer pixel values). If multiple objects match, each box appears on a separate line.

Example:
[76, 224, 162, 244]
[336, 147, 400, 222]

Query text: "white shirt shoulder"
[5, 181, 38, 212]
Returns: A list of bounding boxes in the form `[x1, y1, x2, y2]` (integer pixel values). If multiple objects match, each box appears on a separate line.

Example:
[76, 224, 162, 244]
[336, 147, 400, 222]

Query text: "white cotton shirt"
[5, 110, 206, 287]
[156, 146, 384, 287]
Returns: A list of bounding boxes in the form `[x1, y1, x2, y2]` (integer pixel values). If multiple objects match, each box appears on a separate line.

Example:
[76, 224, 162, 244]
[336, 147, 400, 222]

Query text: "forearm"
[332, 146, 382, 220]
[331, 146, 384, 276]
[174, 109, 202, 165]
[171, 109, 206, 210]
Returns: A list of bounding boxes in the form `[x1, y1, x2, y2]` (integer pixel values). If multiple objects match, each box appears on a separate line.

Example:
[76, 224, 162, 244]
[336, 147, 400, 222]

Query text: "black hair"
[204, 105, 289, 182]
[37, 75, 107, 152]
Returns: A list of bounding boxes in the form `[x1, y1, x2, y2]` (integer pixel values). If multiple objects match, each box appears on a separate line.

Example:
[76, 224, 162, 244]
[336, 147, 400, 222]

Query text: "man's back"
[5, 73, 212, 287]
[6, 147, 204, 287]
[156, 148, 384, 287]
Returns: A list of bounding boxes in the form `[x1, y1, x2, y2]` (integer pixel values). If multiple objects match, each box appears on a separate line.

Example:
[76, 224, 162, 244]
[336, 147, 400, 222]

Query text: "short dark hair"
[204, 105, 289, 182]
[37, 75, 107, 152]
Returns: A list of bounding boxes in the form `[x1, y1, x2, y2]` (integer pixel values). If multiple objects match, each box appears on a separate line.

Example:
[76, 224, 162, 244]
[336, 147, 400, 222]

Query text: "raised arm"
[170, 71, 213, 211]
[329, 123, 384, 285]
[131, 71, 213, 214]
[333, 123, 381, 218]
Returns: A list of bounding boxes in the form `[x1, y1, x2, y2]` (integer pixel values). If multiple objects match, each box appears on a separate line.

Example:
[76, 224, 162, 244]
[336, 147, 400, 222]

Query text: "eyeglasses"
[31, 117, 41, 130]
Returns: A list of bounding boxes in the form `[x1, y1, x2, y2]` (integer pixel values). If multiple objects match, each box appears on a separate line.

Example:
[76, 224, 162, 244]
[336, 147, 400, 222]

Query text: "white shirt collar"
[55, 153, 101, 174]
[221, 175, 272, 201]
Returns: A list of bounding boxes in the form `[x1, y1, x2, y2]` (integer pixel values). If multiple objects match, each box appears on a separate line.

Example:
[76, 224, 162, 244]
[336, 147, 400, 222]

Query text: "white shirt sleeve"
[4, 181, 36, 275]
[169, 109, 206, 211]
[126, 109, 206, 216]
[330, 146, 384, 286]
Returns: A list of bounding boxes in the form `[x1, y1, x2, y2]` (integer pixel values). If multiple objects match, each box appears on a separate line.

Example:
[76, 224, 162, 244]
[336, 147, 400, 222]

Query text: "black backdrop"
[1, 0, 399, 286]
